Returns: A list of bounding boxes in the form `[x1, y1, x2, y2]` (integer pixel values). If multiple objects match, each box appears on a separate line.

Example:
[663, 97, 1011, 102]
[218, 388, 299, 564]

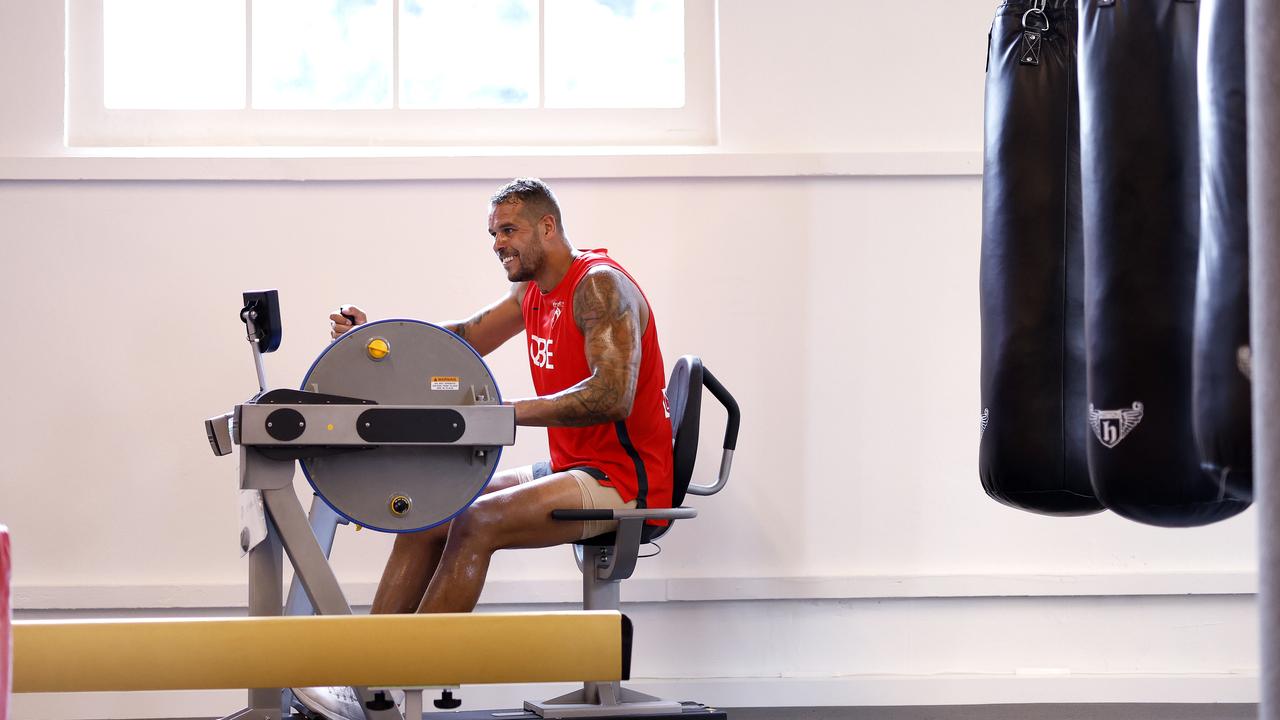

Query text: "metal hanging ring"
[1018, 7, 1049, 32]
[1022, 0, 1050, 32]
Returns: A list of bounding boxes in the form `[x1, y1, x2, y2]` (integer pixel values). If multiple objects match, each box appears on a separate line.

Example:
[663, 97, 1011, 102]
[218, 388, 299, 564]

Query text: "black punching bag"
[1193, 0, 1252, 501]
[980, 0, 1101, 515]
[1079, 0, 1248, 526]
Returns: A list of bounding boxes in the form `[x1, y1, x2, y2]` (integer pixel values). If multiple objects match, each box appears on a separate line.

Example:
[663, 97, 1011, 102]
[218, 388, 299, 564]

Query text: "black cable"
[638, 541, 662, 559]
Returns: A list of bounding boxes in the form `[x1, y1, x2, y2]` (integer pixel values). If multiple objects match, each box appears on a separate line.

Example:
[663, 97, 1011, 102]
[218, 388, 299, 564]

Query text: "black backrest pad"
[668, 355, 703, 508]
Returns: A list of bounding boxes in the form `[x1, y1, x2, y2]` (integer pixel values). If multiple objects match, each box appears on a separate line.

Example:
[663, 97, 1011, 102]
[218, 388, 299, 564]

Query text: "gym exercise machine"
[206, 289, 524, 720]
[204, 290, 739, 720]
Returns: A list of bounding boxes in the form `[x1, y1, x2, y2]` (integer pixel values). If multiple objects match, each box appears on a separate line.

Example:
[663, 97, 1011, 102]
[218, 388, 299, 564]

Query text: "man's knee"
[447, 473, 585, 549]
[485, 470, 524, 494]
[448, 497, 506, 547]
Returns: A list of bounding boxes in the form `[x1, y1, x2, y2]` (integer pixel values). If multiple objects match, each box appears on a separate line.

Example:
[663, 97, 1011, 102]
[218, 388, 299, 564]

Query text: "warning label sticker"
[431, 376, 461, 391]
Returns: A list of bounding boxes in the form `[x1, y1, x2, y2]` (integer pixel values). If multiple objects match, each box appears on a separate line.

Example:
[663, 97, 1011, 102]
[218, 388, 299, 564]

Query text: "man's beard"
[508, 261, 536, 282]
[506, 235, 542, 281]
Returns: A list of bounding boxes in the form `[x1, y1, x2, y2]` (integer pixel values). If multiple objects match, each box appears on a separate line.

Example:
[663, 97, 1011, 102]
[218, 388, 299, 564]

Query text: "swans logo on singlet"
[530, 335, 555, 369]
[1089, 402, 1144, 449]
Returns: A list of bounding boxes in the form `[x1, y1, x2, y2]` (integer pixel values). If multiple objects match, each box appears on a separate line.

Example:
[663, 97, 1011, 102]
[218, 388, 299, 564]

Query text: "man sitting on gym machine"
[295, 178, 674, 720]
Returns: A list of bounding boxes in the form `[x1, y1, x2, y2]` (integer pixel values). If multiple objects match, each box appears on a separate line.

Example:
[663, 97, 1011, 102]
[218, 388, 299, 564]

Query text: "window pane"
[544, 0, 684, 109]
[104, 0, 246, 109]
[253, 0, 393, 109]
[400, 0, 539, 109]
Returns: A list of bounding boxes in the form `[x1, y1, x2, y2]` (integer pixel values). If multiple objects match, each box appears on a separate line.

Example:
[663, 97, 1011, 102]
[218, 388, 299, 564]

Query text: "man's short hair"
[490, 178, 563, 231]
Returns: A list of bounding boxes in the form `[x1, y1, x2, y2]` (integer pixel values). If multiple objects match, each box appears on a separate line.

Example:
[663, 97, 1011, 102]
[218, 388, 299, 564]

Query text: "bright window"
[399, 1, 540, 109]
[68, 0, 717, 147]
[103, 0, 246, 109]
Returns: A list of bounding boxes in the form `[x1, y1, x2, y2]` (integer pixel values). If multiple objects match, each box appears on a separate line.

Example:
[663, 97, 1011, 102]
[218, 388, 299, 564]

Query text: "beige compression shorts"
[512, 461, 636, 539]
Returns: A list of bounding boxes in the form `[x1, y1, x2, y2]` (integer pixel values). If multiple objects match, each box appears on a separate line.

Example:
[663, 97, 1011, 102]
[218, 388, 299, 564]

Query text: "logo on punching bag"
[980, 408, 989, 440]
[1088, 402, 1144, 449]
[1238, 345, 1253, 381]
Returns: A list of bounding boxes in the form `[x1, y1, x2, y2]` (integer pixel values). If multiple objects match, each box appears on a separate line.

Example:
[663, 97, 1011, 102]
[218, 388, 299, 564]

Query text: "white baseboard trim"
[9, 674, 1259, 720]
[13, 573, 1258, 611]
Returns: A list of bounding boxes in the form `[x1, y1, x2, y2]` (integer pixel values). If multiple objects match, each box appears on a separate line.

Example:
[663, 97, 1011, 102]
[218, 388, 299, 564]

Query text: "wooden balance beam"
[13, 611, 626, 693]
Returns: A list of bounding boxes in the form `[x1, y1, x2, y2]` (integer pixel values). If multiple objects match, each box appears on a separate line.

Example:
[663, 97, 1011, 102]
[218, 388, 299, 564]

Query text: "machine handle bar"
[685, 366, 739, 497]
[702, 368, 739, 451]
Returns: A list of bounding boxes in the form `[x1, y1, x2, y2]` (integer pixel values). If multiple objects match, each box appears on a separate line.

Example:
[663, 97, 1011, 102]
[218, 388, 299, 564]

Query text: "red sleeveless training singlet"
[521, 250, 673, 511]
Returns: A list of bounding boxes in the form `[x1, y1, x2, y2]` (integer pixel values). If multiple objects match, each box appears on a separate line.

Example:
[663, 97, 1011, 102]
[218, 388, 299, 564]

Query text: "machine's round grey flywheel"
[298, 320, 503, 532]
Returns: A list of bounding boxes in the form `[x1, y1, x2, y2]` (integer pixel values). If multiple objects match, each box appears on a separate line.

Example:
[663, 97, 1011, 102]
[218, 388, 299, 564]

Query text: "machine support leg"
[284, 495, 345, 617]
[240, 518, 286, 720]
[261, 488, 404, 720]
[579, 548, 622, 707]
[582, 546, 621, 612]
[1249, 1, 1280, 717]
[263, 488, 353, 617]
[524, 545, 678, 719]
[271, 489, 350, 614]
[404, 690, 423, 720]
[281, 496, 345, 716]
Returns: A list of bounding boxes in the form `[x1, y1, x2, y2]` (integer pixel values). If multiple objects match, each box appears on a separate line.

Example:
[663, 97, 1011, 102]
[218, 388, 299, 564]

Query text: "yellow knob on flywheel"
[366, 337, 391, 361]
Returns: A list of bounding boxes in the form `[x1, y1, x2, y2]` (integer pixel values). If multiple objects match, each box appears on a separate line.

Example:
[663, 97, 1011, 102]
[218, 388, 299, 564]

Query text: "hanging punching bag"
[1079, 0, 1248, 526]
[1193, 0, 1252, 501]
[980, 0, 1101, 515]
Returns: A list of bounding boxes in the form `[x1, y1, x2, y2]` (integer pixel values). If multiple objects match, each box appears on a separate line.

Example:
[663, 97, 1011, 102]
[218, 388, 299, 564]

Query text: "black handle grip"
[551, 509, 615, 521]
[341, 312, 358, 326]
[242, 290, 282, 352]
[702, 368, 740, 451]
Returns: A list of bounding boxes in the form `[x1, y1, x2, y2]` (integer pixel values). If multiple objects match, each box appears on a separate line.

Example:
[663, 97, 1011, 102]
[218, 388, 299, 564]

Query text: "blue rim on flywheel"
[297, 318, 504, 533]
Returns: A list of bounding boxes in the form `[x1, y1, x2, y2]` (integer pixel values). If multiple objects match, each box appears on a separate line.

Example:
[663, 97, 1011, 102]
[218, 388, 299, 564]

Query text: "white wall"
[0, 1, 1261, 718]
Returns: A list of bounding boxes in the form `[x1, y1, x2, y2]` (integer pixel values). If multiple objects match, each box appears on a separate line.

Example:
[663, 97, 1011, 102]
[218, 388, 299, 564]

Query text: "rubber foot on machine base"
[419, 702, 726, 719]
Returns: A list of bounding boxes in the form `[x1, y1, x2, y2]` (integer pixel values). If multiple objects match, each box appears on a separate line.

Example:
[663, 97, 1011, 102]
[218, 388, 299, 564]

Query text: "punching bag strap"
[1020, 1, 1049, 67]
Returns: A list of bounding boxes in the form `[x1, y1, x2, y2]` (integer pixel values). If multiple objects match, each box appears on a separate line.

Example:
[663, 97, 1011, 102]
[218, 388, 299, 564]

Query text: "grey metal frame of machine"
[206, 291, 515, 720]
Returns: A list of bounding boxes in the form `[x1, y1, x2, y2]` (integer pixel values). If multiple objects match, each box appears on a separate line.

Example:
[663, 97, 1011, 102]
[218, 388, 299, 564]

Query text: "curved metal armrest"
[687, 367, 741, 497]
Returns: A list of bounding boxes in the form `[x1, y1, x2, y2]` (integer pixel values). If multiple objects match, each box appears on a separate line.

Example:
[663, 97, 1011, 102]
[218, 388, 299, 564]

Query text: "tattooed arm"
[514, 267, 648, 427]
[439, 282, 528, 357]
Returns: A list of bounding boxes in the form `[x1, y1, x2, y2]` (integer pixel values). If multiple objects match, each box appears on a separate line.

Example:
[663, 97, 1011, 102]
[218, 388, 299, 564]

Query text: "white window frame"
[65, 0, 718, 147]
